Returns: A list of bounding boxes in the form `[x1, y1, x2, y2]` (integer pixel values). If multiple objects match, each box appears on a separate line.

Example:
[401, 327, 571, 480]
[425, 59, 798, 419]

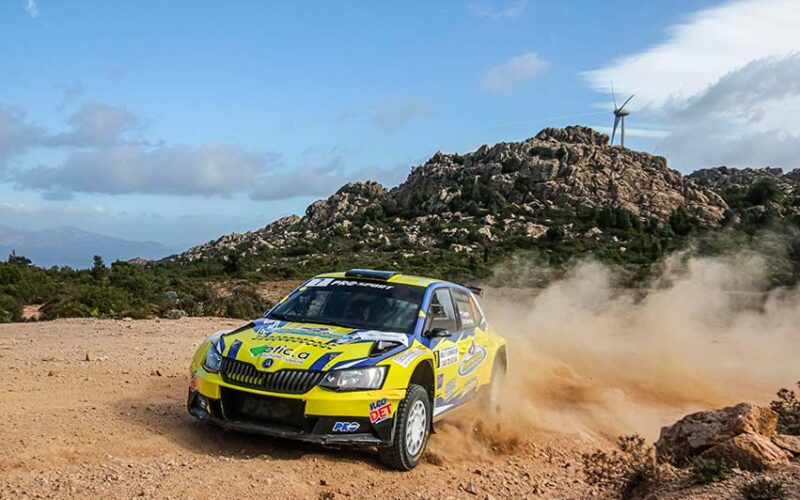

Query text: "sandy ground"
[0, 318, 601, 500]
[2, 318, 798, 499]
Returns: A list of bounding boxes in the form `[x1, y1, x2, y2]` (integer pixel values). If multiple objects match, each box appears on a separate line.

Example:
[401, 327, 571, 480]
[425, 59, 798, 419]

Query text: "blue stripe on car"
[310, 352, 341, 371]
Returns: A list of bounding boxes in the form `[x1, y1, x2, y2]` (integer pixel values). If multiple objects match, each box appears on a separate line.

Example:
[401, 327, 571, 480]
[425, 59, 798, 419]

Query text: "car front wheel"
[379, 384, 431, 470]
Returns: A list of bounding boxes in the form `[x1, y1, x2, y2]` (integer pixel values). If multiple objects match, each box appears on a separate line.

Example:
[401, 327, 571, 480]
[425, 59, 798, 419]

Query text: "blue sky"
[2, 0, 798, 249]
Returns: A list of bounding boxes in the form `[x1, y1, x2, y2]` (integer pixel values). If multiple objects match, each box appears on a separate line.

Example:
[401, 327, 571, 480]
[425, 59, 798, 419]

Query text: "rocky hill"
[180, 126, 730, 267]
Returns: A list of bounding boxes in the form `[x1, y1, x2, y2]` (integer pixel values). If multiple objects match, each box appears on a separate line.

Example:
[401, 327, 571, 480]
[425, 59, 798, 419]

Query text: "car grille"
[220, 357, 325, 394]
[220, 388, 308, 429]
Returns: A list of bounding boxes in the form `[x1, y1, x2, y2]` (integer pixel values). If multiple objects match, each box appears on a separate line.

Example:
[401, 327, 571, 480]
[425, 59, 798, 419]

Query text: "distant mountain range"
[0, 225, 177, 268]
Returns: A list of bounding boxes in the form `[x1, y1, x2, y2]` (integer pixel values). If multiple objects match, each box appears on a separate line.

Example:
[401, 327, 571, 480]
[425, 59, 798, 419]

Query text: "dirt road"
[3, 318, 798, 499]
[0, 318, 599, 499]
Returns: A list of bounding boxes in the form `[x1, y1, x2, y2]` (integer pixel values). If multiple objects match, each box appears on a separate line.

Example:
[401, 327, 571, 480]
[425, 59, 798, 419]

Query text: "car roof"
[313, 270, 446, 289]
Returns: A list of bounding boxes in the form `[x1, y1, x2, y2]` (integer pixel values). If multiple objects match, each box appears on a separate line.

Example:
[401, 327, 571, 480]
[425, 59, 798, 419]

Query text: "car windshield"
[267, 277, 425, 333]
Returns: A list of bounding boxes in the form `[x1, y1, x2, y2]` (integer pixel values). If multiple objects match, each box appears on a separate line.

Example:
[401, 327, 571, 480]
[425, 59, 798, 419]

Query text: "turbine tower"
[611, 84, 634, 147]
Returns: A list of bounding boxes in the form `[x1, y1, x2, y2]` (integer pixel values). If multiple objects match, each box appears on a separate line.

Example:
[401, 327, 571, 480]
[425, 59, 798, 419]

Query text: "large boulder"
[656, 403, 780, 466]
[772, 434, 800, 455]
[700, 433, 790, 471]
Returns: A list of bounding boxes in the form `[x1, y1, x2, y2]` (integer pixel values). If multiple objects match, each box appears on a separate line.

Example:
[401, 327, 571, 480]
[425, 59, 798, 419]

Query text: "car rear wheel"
[379, 384, 430, 470]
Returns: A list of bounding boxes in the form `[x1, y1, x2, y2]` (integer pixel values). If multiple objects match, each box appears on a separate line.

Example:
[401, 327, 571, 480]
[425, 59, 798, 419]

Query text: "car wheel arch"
[407, 359, 435, 429]
[495, 345, 508, 374]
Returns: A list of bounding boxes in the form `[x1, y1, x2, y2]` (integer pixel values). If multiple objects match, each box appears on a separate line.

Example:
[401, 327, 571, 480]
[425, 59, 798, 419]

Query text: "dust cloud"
[482, 252, 800, 441]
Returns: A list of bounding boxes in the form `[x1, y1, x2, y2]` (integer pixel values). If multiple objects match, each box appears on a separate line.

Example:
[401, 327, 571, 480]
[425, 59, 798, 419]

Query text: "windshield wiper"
[267, 313, 366, 331]
[310, 318, 363, 330]
[266, 311, 303, 322]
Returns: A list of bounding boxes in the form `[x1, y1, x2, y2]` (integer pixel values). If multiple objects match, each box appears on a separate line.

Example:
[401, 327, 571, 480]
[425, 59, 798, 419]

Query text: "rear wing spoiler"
[460, 284, 483, 297]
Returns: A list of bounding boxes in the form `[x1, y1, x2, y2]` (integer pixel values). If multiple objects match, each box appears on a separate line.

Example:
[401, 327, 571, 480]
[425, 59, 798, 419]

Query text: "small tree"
[90, 255, 108, 283]
[7, 250, 32, 267]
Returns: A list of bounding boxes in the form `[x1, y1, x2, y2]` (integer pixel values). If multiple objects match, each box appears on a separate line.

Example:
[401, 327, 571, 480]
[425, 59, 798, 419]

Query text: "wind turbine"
[611, 84, 634, 147]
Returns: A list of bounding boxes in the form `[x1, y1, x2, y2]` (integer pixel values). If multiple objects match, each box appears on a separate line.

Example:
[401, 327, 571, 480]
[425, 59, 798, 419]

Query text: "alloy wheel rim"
[405, 400, 427, 457]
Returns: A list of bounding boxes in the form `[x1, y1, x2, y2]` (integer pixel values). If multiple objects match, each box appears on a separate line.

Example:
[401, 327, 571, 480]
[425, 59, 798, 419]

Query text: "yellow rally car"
[187, 269, 507, 470]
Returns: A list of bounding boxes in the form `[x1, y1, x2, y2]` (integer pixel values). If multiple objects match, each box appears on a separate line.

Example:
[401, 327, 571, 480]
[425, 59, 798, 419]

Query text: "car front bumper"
[187, 368, 404, 447]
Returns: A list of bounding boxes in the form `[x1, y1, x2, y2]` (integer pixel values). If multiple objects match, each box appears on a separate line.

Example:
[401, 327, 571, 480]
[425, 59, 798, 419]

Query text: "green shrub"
[689, 457, 731, 484]
[770, 382, 800, 435]
[582, 435, 657, 499]
[747, 178, 783, 206]
[0, 294, 22, 322]
[741, 478, 786, 500]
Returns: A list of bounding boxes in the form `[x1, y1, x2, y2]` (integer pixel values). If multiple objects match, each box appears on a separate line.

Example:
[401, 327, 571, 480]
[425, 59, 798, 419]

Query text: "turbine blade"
[620, 94, 635, 110]
[611, 115, 620, 144]
[611, 82, 618, 108]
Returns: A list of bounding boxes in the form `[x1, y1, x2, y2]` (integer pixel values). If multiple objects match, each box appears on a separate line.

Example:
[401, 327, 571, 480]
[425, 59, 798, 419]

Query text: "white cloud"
[3, 98, 409, 202]
[584, 0, 800, 169]
[52, 101, 140, 146]
[0, 106, 47, 167]
[469, 0, 527, 20]
[368, 97, 432, 132]
[250, 166, 350, 201]
[481, 52, 549, 94]
[249, 162, 409, 201]
[14, 143, 281, 197]
[24, 0, 39, 18]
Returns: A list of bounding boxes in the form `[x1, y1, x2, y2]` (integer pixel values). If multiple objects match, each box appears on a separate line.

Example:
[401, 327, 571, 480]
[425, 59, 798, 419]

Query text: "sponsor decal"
[445, 379, 456, 399]
[437, 345, 458, 368]
[332, 421, 360, 433]
[464, 377, 478, 393]
[330, 279, 394, 290]
[304, 278, 335, 288]
[335, 330, 409, 346]
[249, 344, 311, 365]
[458, 339, 486, 376]
[436, 373, 444, 389]
[264, 334, 336, 350]
[254, 321, 409, 346]
[369, 398, 392, 424]
[392, 348, 426, 368]
[253, 320, 284, 336]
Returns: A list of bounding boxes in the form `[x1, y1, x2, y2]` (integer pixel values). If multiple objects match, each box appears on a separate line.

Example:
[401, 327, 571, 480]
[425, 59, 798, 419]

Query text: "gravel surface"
[2, 318, 797, 499]
[0, 318, 601, 499]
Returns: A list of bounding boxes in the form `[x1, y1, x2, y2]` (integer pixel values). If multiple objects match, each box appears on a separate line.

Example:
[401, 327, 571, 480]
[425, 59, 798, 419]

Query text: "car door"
[423, 287, 462, 416]
[453, 289, 492, 389]
[451, 288, 488, 393]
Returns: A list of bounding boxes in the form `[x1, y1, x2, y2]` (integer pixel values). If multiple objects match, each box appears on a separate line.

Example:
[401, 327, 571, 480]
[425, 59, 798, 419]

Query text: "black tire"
[379, 384, 431, 470]
[481, 355, 506, 418]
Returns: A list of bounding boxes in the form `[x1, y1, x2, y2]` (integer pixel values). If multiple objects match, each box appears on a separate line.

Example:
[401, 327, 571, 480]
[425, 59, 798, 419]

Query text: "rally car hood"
[215, 317, 411, 372]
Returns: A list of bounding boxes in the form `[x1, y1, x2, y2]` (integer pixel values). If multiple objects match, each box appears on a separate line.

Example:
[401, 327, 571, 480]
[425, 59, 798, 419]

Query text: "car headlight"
[203, 341, 223, 373]
[320, 366, 387, 391]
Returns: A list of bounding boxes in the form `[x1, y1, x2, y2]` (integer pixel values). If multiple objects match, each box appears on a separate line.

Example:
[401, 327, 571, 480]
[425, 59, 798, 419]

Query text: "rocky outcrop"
[700, 433, 790, 471]
[304, 182, 386, 228]
[772, 434, 800, 455]
[392, 125, 726, 223]
[179, 125, 731, 262]
[689, 166, 800, 197]
[655, 403, 791, 471]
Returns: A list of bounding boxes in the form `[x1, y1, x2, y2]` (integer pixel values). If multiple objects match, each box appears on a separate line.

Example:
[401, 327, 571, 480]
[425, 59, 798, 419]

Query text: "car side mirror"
[426, 327, 452, 338]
